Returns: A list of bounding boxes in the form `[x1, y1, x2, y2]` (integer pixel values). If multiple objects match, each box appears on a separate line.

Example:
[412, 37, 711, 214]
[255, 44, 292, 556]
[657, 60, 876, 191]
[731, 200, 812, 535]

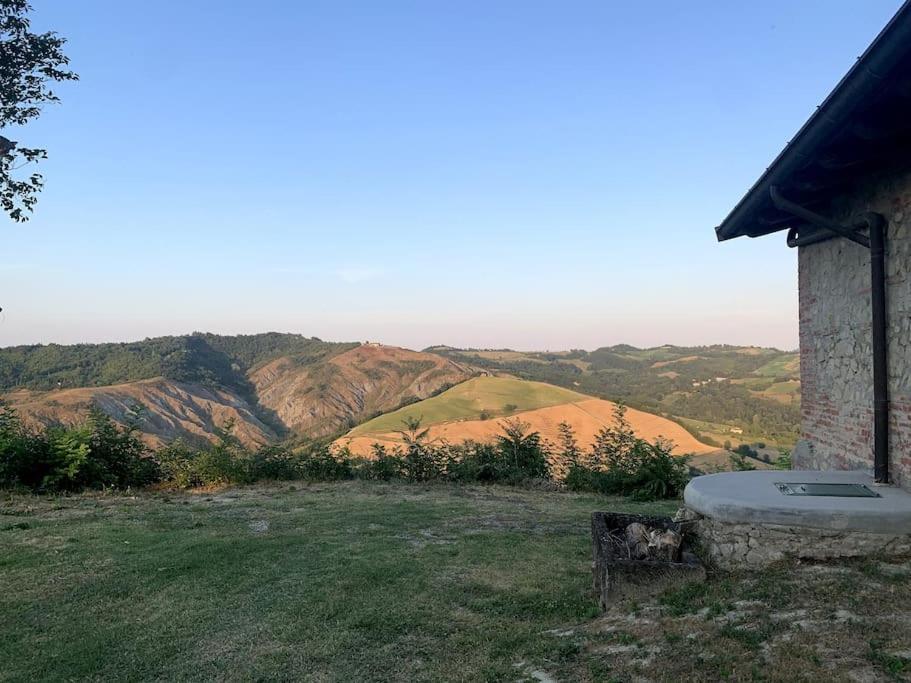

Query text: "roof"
[716, 1, 911, 241]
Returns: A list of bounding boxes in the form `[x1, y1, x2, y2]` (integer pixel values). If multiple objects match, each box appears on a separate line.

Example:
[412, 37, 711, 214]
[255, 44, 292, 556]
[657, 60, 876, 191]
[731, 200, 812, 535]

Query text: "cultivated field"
[2, 482, 908, 681]
[340, 376, 716, 459]
[348, 376, 588, 435]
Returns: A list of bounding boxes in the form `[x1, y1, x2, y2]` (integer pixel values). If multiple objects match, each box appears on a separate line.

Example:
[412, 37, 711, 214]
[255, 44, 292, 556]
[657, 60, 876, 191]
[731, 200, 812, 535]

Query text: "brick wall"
[794, 167, 911, 490]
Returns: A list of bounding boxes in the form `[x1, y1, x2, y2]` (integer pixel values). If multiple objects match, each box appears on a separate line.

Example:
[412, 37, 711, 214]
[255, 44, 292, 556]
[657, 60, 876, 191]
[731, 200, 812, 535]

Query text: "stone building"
[714, 4, 911, 491]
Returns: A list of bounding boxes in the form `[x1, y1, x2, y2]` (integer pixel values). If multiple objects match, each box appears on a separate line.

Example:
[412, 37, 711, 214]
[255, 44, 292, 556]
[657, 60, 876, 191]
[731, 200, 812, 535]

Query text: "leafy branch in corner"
[1, 0, 77, 221]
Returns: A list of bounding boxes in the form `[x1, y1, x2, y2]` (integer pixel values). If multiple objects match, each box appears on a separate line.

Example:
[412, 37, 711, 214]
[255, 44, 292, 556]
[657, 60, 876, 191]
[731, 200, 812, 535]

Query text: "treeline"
[0, 333, 356, 392]
[0, 403, 689, 502]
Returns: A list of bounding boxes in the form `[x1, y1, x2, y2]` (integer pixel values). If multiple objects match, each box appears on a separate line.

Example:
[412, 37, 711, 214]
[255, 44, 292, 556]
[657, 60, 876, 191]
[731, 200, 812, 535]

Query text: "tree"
[396, 415, 430, 448]
[557, 421, 581, 466]
[591, 402, 639, 472]
[1, 1, 77, 221]
[496, 418, 549, 480]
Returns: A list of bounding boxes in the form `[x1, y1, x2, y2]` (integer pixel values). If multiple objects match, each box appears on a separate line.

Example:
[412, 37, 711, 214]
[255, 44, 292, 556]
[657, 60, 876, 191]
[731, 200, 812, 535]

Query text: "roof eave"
[715, 0, 911, 242]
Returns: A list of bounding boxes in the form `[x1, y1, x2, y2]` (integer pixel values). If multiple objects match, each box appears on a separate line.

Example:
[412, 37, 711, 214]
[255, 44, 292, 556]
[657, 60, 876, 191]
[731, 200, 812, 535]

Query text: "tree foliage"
[1, 0, 78, 221]
[0, 332, 355, 391]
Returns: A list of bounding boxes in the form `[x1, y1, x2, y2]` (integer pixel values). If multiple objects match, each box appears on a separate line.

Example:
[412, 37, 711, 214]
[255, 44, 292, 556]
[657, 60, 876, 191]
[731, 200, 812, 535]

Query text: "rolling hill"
[0, 334, 798, 453]
[249, 344, 474, 436]
[3, 379, 277, 448]
[428, 344, 801, 447]
[348, 376, 587, 435]
[0, 334, 474, 447]
[335, 376, 717, 460]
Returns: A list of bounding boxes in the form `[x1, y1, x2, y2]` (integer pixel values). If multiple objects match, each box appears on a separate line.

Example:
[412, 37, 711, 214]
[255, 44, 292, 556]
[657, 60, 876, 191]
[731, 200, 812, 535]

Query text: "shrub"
[734, 443, 758, 459]
[446, 441, 502, 482]
[358, 443, 403, 480]
[0, 402, 159, 492]
[729, 452, 757, 471]
[564, 405, 689, 501]
[494, 419, 550, 483]
[156, 440, 203, 488]
[298, 445, 354, 481]
[249, 444, 301, 481]
[566, 439, 689, 501]
[396, 416, 445, 481]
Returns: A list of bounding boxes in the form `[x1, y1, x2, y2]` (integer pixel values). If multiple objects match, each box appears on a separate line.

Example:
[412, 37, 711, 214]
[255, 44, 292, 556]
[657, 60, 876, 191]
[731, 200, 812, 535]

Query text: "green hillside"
[0, 333, 356, 392]
[428, 344, 801, 446]
[349, 376, 587, 435]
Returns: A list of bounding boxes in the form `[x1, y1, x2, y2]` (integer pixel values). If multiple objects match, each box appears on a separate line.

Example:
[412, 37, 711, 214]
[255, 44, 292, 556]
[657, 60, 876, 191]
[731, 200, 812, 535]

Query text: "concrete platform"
[684, 470, 911, 534]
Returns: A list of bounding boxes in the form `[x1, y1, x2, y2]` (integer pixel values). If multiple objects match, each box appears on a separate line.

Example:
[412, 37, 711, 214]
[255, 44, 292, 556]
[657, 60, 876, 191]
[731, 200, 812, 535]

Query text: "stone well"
[683, 470, 911, 570]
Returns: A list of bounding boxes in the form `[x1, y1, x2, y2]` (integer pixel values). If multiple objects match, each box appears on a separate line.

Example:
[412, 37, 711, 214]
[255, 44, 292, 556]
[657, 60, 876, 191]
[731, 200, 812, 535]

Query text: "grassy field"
[2, 482, 909, 681]
[752, 356, 800, 378]
[1, 482, 667, 681]
[349, 376, 588, 435]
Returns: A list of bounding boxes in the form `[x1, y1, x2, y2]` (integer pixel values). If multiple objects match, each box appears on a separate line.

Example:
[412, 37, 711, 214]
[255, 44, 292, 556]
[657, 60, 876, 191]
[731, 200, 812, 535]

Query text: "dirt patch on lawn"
[563, 559, 911, 681]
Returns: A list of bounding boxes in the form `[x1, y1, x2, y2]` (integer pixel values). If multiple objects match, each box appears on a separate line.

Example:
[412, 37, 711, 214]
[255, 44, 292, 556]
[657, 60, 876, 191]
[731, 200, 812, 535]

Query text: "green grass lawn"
[0, 482, 672, 681]
[3, 482, 908, 682]
[349, 376, 588, 435]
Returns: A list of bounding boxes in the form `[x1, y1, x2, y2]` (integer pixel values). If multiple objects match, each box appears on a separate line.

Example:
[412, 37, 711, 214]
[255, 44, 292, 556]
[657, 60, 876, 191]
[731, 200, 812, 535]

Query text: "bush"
[729, 452, 757, 471]
[734, 443, 759, 459]
[357, 443, 404, 480]
[156, 440, 203, 488]
[0, 402, 159, 492]
[297, 445, 354, 481]
[564, 405, 690, 501]
[249, 444, 302, 481]
[566, 439, 689, 501]
[0, 403, 685, 500]
[494, 419, 550, 483]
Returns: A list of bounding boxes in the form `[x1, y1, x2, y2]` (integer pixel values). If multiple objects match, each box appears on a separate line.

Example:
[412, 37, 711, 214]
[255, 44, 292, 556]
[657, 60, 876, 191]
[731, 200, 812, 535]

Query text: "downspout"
[770, 187, 890, 484]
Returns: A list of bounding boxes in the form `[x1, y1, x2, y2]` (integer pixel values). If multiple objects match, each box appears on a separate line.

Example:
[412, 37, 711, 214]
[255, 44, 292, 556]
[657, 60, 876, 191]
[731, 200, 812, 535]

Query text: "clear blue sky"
[1, 0, 903, 350]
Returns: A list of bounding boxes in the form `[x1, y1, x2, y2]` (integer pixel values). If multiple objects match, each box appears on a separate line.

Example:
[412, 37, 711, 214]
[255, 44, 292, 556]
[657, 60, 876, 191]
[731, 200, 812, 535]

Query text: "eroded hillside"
[0, 335, 476, 446]
[4, 378, 276, 448]
[251, 344, 475, 436]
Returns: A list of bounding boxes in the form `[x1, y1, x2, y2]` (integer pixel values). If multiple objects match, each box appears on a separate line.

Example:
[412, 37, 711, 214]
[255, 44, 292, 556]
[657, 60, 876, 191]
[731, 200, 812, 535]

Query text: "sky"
[0, 0, 904, 351]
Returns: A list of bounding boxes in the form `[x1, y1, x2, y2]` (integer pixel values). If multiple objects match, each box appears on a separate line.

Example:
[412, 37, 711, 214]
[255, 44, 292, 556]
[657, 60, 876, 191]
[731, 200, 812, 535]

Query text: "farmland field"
[341, 376, 717, 459]
[349, 376, 588, 435]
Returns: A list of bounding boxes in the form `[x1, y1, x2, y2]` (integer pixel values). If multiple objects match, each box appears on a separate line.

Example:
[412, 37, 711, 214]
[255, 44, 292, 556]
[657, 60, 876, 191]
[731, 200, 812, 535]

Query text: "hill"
[250, 344, 474, 437]
[4, 378, 277, 448]
[348, 376, 587, 435]
[0, 335, 474, 446]
[427, 344, 801, 447]
[0, 335, 798, 451]
[336, 376, 717, 460]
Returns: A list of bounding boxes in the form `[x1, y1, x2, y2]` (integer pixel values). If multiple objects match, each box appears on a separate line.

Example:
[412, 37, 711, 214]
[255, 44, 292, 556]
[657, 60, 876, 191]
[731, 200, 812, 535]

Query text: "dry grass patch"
[561, 560, 911, 682]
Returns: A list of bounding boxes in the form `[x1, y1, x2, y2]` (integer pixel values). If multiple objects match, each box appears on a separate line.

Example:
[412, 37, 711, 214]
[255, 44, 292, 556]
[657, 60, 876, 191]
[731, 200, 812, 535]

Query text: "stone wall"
[695, 514, 911, 570]
[796, 166, 911, 490]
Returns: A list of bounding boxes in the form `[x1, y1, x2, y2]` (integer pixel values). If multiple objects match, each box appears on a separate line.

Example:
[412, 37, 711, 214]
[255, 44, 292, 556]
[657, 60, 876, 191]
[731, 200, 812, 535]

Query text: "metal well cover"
[775, 482, 881, 498]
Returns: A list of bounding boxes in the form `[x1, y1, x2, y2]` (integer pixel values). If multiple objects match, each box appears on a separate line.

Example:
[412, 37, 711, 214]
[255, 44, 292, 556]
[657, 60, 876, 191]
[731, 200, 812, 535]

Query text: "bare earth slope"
[336, 394, 715, 458]
[4, 378, 276, 448]
[250, 344, 475, 437]
[1, 343, 475, 447]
